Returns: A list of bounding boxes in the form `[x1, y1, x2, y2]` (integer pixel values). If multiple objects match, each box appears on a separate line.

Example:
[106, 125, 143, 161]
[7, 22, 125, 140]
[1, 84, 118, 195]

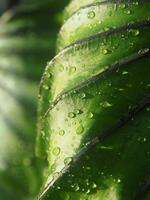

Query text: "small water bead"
[103, 49, 109, 55]
[41, 130, 45, 137]
[75, 109, 82, 115]
[124, 10, 131, 15]
[88, 112, 94, 119]
[101, 101, 112, 108]
[80, 92, 86, 99]
[59, 129, 65, 136]
[74, 184, 80, 191]
[86, 189, 91, 194]
[64, 157, 73, 165]
[117, 179, 121, 183]
[43, 84, 49, 90]
[92, 182, 97, 189]
[143, 138, 147, 142]
[59, 66, 64, 72]
[118, 88, 124, 91]
[133, 29, 140, 36]
[68, 112, 76, 118]
[52, 147, 61, 156]
[46, 73, 51, 78]
[51, 164, 56, 172]
[76, 125, 84, 134]
[122, 71, 128, 75]
[69, 66, 76, 75]
[87, 10, 95, 19]
[120, 4, 126, 9]
[57, 186, 61, 190]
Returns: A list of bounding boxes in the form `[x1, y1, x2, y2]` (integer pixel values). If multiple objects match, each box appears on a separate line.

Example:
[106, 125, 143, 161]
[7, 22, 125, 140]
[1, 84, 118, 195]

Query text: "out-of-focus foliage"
[0, 0, 69, 199]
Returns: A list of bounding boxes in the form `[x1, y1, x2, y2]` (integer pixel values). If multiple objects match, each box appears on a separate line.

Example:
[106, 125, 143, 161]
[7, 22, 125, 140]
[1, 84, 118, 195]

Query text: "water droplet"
[103, 49, 109, 55]
[120, 4, 126, 9]
[117, 178, 121, 183]
[80, 92, 86, 99]
[51, 163, 56, 172]
[87, 10, 95, 19]
[43, 84, 49, 90]
[47, 73, 51, 78]
[69, 66, 76, 75]
[52, 147, 61, 156]
[64, 157, 72, 165]
[92, 182, 97, 189]
[74, 184, 80, 191]
[59, 66, 64, 72]
[59, 129, 65, 136]
[122, 71, 128, 75]
[118, 88, 124, 91]
[86, 189, 91, 194]
[134, 29, 140, 36]
[88, 112, 94, 119]
[101, 101, 112, 108]
[125, 10, 131, 15]
[68, 112, 76, 118]
[75, 109, 82, 115]
[41, 130, 45, 137]
[76, 125, 84, 134]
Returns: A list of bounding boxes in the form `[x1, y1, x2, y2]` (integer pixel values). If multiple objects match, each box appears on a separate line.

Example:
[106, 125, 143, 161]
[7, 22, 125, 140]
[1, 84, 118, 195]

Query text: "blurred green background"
[0, 0, 69, 199]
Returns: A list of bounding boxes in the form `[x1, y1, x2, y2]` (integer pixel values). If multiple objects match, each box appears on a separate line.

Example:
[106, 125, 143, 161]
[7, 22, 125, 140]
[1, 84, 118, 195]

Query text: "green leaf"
[37, 0, 150, 199]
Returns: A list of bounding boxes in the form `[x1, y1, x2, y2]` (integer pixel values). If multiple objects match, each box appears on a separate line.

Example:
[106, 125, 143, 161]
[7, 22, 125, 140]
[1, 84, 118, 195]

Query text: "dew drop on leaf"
[69, 66, 76, 75]
[74, 184, 80, 191]
[122, 71, 128, 75]
[133, 29, 140, 36]
[87, 10, 95, 19]
[40, 130, 45, 137]
[68, 112, 76, 118]
[51, 163, 56, 172]
[92, 182, 97, 189]
[117, 178, 121, 183]
[59, 129, 65, 136]
[125, 10, 131, 15]
[52, 147, 61, 156]
[59, 66, 64, 72]
[76, 125, 84, 134]
[80, 92, 86, 99]
[103, 49, 109, 55]
[120, 4, 126, 9]
[64, 157, 73, 165]
[75, 109, 82, 115]
[43, 84, 49, 90]
[101, 101, 112, 108]
[88, 112, 94, 119]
